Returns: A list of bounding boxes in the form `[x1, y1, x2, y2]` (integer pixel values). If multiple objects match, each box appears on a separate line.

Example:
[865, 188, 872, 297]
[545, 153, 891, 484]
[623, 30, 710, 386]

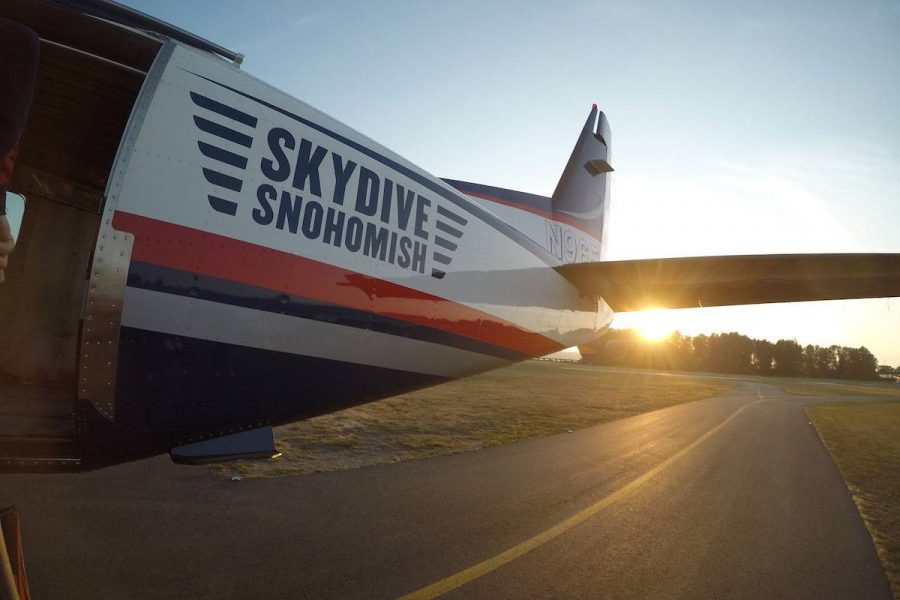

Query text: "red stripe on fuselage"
[112, 211, 565, 357]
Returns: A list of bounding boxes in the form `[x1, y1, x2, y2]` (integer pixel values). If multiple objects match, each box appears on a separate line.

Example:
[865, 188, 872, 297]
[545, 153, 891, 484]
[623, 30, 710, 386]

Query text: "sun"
[626, 309, 677, 341]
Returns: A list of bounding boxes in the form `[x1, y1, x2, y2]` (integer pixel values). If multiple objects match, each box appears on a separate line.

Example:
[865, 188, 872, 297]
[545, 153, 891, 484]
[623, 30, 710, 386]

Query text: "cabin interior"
[0, 0, 160, 465]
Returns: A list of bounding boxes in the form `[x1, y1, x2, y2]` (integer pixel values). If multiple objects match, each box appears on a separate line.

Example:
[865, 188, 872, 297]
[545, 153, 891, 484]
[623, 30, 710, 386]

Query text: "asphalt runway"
[0, 383, 892, 599]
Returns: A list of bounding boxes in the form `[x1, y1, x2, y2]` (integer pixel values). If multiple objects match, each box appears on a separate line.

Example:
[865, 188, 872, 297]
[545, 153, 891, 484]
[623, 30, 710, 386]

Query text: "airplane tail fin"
[551, 104, 613, 255]
[443, 105, 613, 263]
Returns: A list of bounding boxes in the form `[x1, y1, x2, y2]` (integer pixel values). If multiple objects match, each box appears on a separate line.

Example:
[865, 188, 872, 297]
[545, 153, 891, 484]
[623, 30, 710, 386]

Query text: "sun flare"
[630, 309, 677, 341]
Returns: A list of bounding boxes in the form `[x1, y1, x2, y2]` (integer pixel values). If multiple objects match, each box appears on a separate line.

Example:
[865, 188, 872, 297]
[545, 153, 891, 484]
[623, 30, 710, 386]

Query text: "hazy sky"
[122, 0, 900, 365]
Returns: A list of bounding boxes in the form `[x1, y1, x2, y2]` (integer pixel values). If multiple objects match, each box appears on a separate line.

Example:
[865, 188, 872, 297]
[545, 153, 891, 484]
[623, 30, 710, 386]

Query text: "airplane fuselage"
[59, 40, 611, 466]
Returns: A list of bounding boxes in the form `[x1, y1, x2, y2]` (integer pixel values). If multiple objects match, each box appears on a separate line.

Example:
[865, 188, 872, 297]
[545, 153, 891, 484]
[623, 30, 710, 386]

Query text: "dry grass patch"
[220, 361, 732, 478]
[807, 402, 900, 599]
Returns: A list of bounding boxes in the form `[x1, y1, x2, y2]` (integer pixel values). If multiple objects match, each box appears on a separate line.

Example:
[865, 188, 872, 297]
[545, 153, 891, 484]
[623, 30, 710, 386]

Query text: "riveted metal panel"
[78, 228, 133, 419]
[78, 43, 176, 421]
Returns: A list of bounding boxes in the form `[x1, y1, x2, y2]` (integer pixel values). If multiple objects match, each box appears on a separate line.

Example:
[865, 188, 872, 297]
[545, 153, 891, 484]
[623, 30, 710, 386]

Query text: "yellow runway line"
[399, 392, 768, 599]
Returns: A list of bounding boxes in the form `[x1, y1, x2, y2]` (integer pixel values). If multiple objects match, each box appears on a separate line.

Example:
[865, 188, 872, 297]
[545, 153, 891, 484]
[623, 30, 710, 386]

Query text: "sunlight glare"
[628, 309, 677, 341]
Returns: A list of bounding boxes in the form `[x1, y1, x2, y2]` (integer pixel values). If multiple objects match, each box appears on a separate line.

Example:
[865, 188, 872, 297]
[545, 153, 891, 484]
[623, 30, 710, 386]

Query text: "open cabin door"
[0, 0, 159, 471]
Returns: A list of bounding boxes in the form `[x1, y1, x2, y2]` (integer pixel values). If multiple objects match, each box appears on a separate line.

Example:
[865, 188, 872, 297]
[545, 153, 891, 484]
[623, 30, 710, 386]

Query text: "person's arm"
[0, 20, 39, 285]
[1, 155, 13, 284]
[0, 214, 12, 285]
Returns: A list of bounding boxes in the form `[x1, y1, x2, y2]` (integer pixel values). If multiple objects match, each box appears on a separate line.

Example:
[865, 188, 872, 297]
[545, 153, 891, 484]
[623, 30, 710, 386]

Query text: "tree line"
[581, 330, 881, 380]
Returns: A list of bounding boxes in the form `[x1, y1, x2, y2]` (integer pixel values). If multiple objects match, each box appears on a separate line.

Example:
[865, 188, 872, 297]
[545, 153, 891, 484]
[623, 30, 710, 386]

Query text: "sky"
[121, 0, 900, 365]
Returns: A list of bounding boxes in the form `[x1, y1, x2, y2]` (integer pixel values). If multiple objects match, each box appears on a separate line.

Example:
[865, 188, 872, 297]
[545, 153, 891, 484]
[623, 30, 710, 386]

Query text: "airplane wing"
[555, 253, 900, 312]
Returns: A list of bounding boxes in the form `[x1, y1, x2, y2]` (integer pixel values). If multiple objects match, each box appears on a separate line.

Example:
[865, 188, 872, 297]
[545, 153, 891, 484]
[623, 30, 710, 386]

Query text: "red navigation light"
[592, 103, 597, 109]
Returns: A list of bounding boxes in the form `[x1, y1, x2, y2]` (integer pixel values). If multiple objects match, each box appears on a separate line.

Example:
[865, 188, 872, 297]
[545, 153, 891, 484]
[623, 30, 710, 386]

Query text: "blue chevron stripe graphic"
[429, 205, 468, 278]
[191, 91, 258, 216]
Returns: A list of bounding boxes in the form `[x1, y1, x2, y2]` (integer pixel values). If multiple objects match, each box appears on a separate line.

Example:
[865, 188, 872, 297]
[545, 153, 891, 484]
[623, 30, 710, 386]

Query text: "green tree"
[752, 339, 775, 373]
[708, 332, 754, 373]
[692, 334, 710, 372]
[801, 344, 817, 375]
[815, 345, 838, 376]
[837, 346, 878, 380]
[580, 329, 882, 381]
[773, 339, 803, 375]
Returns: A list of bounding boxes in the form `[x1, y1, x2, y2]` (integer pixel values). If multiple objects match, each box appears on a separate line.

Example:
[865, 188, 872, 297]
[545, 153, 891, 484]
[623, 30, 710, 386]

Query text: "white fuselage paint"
[110, 42, 614, 380]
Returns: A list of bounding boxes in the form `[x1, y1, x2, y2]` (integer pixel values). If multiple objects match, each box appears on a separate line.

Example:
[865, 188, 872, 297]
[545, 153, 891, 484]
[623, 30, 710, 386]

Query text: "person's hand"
[0, 215, 14, 284]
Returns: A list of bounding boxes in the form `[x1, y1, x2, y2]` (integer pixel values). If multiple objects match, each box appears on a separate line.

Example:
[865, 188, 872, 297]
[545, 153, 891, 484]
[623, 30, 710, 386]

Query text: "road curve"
[0, 382, 892, 599]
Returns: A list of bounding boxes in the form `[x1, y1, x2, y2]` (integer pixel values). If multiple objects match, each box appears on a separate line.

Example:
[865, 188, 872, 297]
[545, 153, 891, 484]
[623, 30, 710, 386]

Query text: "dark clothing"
[0, 146, 17, 215]
[0, 19, 40, 205]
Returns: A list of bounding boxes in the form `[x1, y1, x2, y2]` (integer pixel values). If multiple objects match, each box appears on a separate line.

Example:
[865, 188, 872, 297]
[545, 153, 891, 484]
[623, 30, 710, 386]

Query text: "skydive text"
[253, 127, 433, 274]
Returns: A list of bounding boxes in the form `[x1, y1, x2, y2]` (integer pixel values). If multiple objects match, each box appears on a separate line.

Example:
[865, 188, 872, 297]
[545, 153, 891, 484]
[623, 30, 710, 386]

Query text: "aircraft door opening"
[0, 0, 160, 469]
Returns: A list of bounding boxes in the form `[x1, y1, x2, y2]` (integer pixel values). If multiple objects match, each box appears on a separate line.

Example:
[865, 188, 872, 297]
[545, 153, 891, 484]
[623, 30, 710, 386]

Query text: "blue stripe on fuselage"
[126, 261, 528, 362]
[442, 179, 555, 215]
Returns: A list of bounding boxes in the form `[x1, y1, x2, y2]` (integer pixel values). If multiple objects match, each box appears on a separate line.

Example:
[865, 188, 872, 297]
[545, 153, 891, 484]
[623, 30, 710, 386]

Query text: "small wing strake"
[556, 253, 900, 312]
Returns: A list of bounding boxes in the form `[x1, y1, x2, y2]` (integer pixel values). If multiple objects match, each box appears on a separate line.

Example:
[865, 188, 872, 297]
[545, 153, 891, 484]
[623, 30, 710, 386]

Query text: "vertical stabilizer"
[552, 105, 612, 257]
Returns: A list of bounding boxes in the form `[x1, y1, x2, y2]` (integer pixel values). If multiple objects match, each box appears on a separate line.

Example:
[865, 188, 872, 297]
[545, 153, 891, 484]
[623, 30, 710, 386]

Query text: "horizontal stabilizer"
[556, 253, 900, 312]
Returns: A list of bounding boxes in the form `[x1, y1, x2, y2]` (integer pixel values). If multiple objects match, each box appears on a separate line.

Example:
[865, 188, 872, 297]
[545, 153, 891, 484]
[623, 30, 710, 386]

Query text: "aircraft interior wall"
[0, 31, 150, 382]
[0, 0, 159, 462]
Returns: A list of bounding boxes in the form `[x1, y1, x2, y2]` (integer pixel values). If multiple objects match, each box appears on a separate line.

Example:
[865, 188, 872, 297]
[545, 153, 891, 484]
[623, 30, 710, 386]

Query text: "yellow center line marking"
[399, 393, 769, 600]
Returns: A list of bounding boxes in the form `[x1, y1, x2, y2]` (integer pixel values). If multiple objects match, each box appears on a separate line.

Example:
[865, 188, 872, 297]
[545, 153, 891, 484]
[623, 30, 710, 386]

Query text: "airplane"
[0, 0, 898, 474]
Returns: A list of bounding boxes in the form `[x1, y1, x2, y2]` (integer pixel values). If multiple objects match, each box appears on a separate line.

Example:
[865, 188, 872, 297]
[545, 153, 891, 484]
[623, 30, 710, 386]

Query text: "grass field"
[807, 402, 900, 599]
[218, 361, 733, 478]
[780, 380, 900, 397]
